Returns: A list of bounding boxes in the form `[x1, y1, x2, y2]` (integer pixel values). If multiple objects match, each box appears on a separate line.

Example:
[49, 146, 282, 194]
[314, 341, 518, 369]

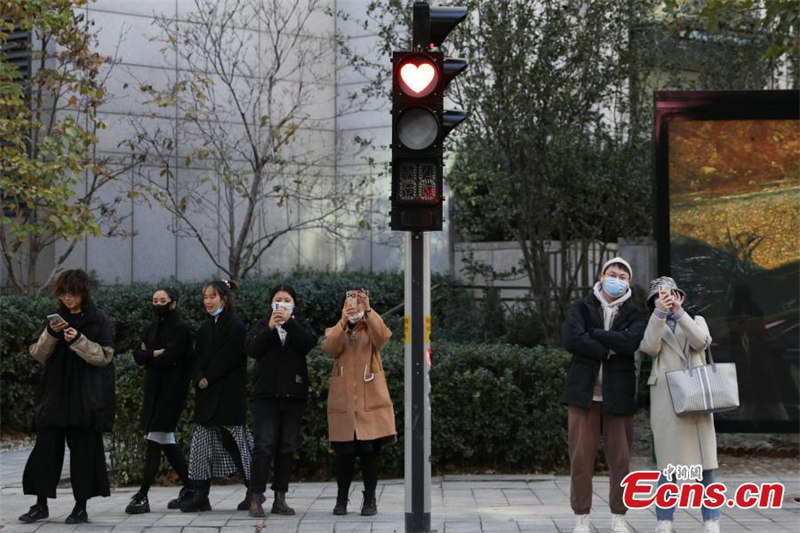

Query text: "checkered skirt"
[188, 424, 253, 480]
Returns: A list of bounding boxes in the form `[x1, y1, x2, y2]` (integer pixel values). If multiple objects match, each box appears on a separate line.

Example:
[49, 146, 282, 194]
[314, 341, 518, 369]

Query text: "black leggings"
[332, 439, 382, 494]
[140, 438, 189, 494]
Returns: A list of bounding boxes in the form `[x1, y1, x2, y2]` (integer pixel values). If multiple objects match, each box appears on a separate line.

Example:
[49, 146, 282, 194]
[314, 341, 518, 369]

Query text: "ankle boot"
[271, 491, 295, 515]
[248, 491, 266, 517]
[167, 486, 193, 510]
[238, 490, 265, 511]
[180, 480, 211, 513]
[333, 488, 348, 515]
[361, 489, 377, 516]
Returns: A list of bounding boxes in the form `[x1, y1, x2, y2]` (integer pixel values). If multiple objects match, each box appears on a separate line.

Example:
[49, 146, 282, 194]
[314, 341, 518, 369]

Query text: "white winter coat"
[638, 311, 718, 472]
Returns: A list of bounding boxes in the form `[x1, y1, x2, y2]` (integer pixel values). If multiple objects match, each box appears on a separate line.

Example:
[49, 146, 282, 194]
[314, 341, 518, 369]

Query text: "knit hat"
[600, 256, 632, 280]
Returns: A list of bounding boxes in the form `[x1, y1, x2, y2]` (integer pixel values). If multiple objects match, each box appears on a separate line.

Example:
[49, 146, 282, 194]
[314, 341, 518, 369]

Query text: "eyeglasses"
[58, 292, 80, 300]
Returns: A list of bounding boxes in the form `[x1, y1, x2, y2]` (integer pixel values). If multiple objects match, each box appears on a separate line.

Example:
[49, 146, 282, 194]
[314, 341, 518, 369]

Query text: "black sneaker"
[19, 503, 48, 523]
[65, 509, 88, 524]
[125, 492, 150, 514]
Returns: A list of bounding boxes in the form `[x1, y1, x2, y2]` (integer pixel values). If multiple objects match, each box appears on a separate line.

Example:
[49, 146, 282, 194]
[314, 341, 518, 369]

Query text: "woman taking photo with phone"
[321, 289, 396, 517]
[180, 279, 254, 513]
[244, 284, 317, 517]
[638, 276, 721, 533]
[125, 287, 193, 514]
[20, 269, 115, 525]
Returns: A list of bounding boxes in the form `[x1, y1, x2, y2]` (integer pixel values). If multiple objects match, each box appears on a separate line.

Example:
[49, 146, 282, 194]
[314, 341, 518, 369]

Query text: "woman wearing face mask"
[125, 287, 193, 514]
[244, 284, 317, 517]
[180, 279, 254, 513]
[321, 288, 396, 517]
[20, 269, 115, 525]
[638, 277, 721, 533]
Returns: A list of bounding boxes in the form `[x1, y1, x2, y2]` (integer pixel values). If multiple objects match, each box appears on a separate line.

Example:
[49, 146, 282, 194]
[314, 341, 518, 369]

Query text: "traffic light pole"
[404, 230, 431, 533]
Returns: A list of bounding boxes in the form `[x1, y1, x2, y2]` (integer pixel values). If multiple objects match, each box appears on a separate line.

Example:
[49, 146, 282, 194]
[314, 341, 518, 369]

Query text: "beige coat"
[321, 311, 397, 443]
[639, 312, 718, 471]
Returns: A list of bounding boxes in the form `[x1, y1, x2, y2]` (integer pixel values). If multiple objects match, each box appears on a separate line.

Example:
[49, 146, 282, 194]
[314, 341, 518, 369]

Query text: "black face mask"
[153, 304, 173, 319]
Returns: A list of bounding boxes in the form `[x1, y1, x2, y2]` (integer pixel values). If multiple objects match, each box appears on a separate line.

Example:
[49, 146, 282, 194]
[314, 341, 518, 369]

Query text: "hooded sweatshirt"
[591, 281, 632, 401]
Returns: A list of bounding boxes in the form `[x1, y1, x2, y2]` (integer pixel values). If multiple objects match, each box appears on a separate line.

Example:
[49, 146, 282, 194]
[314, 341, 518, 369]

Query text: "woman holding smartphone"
[244, 284, 317, 517]
[180, 279, 254, 513]
[20, 269, 115, 525]
[125, 287, 193, 514]
[321, 289, 396, 516]
[638, 277, 721, 533]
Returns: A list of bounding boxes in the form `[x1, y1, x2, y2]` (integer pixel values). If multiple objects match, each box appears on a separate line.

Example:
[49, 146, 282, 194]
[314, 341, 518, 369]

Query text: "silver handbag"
[665, 343, 739, 417]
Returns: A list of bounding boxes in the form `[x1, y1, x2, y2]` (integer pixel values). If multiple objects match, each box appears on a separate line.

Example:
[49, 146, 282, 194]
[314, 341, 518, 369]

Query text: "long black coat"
[561, 292, 645, 415]
[133, 311, 192, 432]
[192, 309, 247, 427]
[33, 304, 116, 431]
[246, 315, 317, 400]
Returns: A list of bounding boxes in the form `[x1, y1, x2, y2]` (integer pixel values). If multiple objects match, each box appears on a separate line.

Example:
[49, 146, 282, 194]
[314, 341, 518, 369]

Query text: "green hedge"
[1, 272, 569, 483]
[106, 341, 569, 484]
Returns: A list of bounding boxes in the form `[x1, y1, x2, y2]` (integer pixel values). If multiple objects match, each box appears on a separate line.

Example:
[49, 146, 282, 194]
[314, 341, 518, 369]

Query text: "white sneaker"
[655, 520, 673, 533]
[611, 513, 631, 532]
[573, 513, 591, 533]
[703, 519, 721, 533]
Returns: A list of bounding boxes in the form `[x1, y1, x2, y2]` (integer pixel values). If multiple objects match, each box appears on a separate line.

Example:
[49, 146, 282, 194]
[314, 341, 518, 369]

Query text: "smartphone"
[345, 290, 358, 310]
[47, 313, 66, 325]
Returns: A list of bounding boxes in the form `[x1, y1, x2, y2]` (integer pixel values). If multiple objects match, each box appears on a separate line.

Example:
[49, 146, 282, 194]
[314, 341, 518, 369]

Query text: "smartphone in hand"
[47, 313, 66, 325]
[345, 291, 358, 310]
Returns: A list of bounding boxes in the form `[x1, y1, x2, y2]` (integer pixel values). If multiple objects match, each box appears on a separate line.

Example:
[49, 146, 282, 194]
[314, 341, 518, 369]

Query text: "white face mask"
[348, 311, 364, 324]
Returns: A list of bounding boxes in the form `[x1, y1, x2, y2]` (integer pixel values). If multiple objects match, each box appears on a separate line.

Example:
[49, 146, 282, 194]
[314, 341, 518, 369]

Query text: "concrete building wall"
[0, 0, 451, 289]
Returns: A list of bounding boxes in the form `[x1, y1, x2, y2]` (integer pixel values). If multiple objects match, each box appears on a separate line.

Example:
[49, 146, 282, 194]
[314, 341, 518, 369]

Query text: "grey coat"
[638, 311, 719, 472]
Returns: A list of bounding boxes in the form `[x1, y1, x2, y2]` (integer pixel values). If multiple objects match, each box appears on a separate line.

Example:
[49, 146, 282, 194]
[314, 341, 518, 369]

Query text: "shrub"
[1, 272, 571, 483]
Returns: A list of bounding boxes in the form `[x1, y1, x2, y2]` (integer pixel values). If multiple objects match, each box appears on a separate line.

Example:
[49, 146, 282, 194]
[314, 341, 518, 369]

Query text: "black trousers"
[22, 426, 110, 501]
[250, 397, 306, 493]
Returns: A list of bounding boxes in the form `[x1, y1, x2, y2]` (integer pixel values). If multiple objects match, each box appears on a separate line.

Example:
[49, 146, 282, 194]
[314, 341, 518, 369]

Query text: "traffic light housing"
[390, 2, 467, 232]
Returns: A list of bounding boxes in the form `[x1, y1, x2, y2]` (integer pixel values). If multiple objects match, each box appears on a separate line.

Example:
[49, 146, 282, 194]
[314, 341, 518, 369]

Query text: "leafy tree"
[129, 0, 373, 280]
[0, 0, 128, 294]
[363, 0, 654, 343]
[660, 0, 798, 88]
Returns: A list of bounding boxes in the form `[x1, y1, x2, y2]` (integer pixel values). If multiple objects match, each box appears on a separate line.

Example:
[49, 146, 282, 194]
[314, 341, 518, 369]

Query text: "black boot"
[180, 480, 211, 513]
[125, 491, 150, 514]
[333, 488, 348, 515]
[271, 491, 295, 515]
[19, 502, 48, 523]
[237, 486, 265, 511]
[248, 491, 266, 518]
[167, 486, 193, 510]
[361, 489, 377, 516]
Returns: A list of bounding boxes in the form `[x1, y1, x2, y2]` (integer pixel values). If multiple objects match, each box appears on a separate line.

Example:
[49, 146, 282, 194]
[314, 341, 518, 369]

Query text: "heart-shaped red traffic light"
[398, 57, 438, 97]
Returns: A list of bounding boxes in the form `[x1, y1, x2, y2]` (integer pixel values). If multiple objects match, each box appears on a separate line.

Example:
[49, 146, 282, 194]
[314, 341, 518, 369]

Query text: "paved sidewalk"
[1, 457, 799, 533]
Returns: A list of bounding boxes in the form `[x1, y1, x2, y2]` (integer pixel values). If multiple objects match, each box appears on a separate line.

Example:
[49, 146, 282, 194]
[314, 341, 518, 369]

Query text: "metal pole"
[405, 230, 431, 532]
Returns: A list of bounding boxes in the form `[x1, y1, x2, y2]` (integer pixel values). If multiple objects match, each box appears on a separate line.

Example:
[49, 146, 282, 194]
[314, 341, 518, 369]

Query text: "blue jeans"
[656, 469, 721, 522]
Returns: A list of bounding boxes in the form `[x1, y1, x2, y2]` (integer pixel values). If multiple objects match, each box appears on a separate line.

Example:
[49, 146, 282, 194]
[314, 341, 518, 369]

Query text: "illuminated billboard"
[655, 91, 799, 432]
